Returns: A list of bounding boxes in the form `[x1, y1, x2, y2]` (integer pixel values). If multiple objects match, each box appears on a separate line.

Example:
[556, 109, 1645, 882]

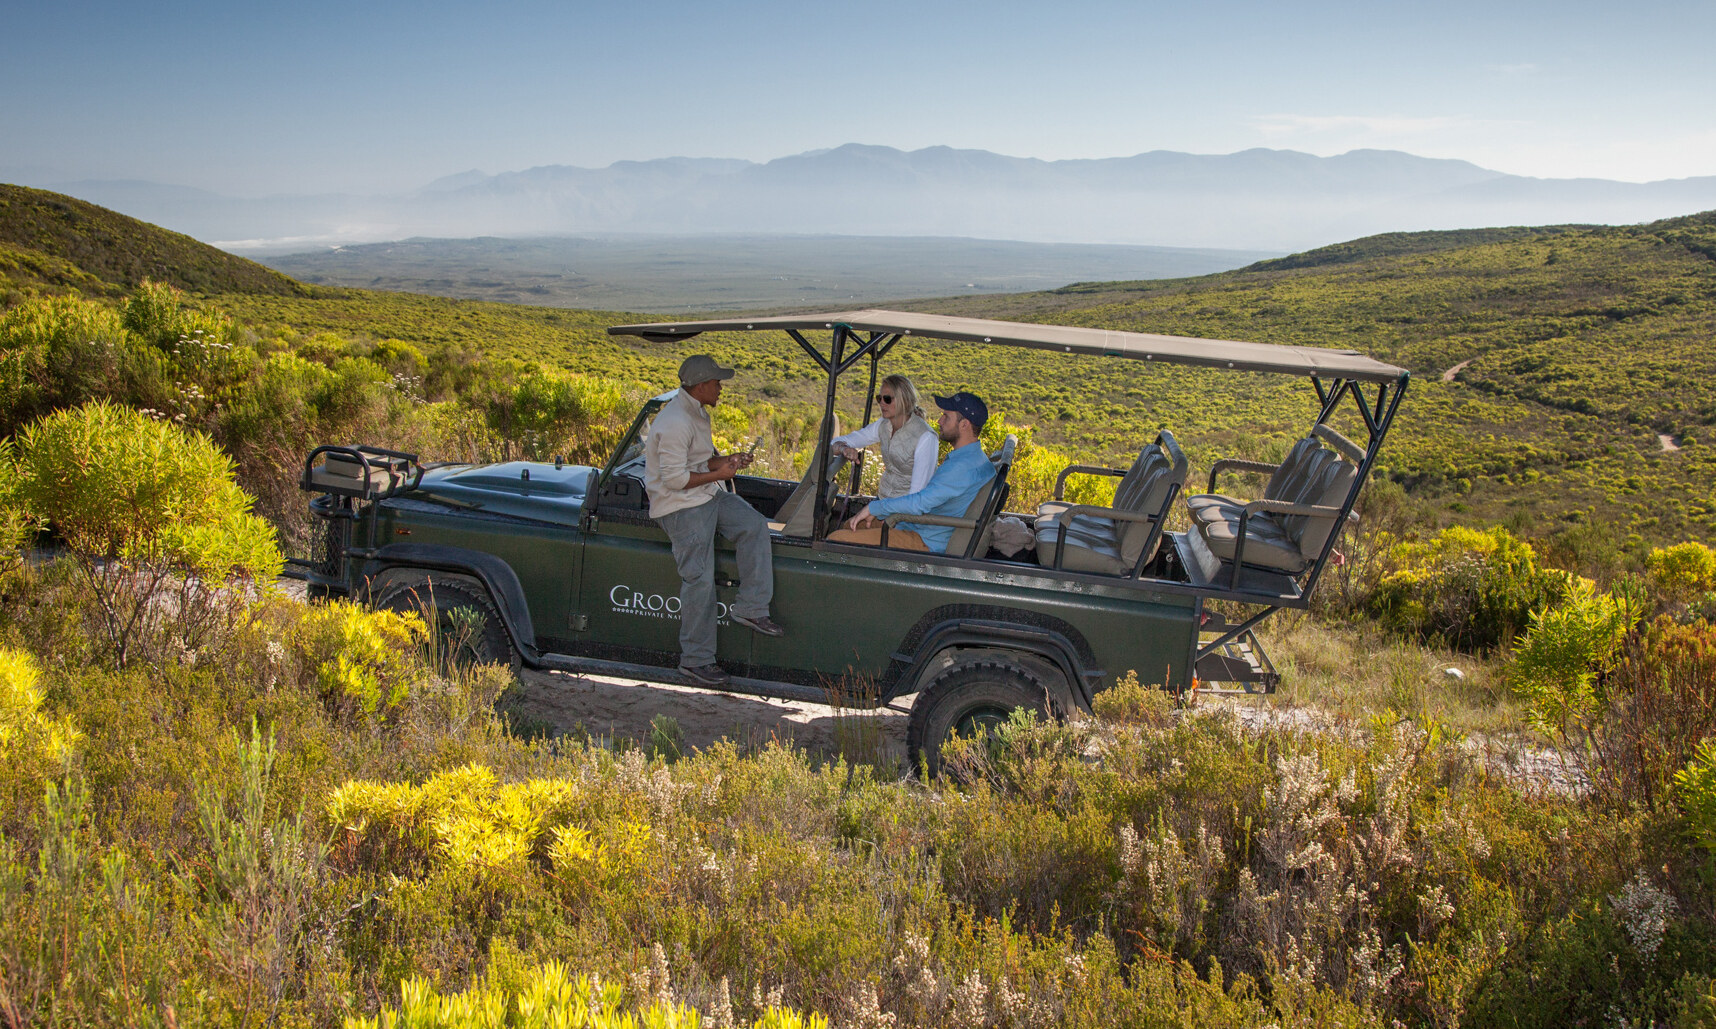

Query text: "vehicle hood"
[411, 461, 597, 526]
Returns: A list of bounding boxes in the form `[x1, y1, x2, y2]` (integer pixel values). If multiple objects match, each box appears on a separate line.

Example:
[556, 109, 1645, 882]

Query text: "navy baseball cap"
[933, 391, 988, 432]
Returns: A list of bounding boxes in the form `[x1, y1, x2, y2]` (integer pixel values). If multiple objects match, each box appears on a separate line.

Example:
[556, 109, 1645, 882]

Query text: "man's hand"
[844, 504, 878, 532]
[708, 452, 755, 477]
[684, 452, 754, 488]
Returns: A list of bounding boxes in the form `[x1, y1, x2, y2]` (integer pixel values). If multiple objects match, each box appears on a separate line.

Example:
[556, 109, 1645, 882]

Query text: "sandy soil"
[505, 668, 1587, 793]
[508, 667, 913, 763]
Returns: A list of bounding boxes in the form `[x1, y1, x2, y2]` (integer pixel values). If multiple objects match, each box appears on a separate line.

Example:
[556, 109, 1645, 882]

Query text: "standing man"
[829, 391, 995, 553]
[645, 355, 784, 686]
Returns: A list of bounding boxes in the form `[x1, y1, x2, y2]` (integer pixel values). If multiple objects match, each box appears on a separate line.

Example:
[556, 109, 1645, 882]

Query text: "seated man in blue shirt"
[827, 391, 995, 553]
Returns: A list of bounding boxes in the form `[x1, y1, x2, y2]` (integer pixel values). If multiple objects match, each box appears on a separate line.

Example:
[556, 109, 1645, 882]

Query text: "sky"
[2, 0, 1713, 196]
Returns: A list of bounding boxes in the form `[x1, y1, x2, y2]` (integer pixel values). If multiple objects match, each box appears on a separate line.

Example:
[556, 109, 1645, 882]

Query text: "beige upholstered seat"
[1034, 431, 1187, 576]
[1183, 426, 1362, 577]
[770, 415, 844, 535]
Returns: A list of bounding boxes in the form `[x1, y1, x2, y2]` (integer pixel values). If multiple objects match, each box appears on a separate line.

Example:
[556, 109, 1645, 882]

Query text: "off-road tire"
[907, 654, 1054, 776]
[374, 573, 519, 671]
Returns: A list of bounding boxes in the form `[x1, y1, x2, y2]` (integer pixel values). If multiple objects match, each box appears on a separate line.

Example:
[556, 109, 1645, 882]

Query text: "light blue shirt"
[866, 441, 996, 553]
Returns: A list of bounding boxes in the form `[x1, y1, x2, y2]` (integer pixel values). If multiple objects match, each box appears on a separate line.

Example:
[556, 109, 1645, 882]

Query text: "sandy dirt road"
[507, 667, 913, 764]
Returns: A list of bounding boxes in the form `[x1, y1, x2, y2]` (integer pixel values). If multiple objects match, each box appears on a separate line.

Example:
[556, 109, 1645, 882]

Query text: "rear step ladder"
[1193, 610, 1279, 697]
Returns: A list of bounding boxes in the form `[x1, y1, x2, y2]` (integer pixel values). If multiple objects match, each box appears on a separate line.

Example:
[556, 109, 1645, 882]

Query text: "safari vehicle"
[287, 311, 1408, 768]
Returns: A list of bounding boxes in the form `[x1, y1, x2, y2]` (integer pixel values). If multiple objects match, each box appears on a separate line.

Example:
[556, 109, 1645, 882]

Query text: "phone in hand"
[746, 435, 764, 456]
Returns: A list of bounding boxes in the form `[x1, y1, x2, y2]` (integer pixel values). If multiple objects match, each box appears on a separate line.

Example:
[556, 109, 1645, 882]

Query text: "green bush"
[14, 401, 281, 666]
[0, 439, 39, 558]
[0, 294, 169, 436]
[1677, 741, 1716, 851]
[1585, 618, 1716, 812]
[121, 280, 231, 351]
[1510, 576, 1644, 737]
[1368, 525, 1574, 651]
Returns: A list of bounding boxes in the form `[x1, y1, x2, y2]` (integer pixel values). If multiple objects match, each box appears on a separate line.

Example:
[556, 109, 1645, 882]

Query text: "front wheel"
[374, 574, 519, 672]
[907, 655, 1054, 776]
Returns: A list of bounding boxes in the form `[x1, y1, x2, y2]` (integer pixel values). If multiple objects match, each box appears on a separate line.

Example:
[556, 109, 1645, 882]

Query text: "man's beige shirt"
[644, 388, 722, 519]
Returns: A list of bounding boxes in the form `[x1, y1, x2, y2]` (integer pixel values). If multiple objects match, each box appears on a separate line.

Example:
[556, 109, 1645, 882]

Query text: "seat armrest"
[884, 512, 977, 529]
[1206, 458, 1278, 494]
[1052, 464, 1127, 500]
[1052, 504, 1160, 526]
[1241, 498, 1346, 519]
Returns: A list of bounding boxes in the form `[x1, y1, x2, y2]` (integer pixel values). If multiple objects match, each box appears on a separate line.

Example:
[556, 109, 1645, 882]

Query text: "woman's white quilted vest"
[877, 415, 932, 498]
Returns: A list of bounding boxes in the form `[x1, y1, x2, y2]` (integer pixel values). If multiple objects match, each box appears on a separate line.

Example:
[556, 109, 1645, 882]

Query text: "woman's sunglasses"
[875, 393, 895, 404]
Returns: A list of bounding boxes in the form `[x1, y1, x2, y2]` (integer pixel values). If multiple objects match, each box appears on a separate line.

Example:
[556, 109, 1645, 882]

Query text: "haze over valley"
[33, 144, 1716, 258]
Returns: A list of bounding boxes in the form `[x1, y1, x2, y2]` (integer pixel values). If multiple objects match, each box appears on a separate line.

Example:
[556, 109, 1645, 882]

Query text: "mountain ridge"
[24, 145, 1716, 254]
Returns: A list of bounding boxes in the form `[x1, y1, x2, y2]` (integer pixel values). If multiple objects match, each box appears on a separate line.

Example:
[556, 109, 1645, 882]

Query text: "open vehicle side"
[288, 310, 1408, 768]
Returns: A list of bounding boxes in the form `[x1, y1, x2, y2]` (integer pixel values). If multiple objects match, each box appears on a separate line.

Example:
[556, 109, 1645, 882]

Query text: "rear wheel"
[907, 654, 1054, 775]
[374, 574, 519, 671]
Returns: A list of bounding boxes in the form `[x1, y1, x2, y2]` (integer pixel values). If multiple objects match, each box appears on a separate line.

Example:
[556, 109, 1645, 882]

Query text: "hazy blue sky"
[3, 0, 1711, 194]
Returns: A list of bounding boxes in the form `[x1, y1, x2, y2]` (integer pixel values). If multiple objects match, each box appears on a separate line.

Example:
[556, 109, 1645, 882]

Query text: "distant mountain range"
[22, 144, 1716, 253]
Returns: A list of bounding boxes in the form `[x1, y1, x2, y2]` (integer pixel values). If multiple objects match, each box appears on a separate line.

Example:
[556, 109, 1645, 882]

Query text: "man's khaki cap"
[678, 354, 735, 387]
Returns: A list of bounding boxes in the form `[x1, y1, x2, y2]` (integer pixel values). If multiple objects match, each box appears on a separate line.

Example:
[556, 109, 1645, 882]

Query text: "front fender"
[365, 543, 539, 663]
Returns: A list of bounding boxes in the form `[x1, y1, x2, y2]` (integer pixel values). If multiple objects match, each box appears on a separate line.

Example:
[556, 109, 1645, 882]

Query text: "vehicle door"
[572, 396, 753, 669]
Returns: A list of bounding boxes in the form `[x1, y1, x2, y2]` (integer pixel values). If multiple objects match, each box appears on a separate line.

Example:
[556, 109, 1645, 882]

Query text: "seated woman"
[830, 374, 936, 499]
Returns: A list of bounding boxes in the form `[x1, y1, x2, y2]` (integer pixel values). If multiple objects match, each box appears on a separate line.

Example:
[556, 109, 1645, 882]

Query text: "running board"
[1193, 614, 1280, 697]
[532, 653, 859, 707]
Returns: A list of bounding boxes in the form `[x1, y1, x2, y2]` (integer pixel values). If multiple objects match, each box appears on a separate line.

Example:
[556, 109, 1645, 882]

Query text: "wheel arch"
[363, 543, 539, 664]
[884, 608, 1100, 714]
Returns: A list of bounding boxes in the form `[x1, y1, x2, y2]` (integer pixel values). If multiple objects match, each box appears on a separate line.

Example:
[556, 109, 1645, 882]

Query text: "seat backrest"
[946, 435, 1015, 558]
[1264, 436, 1324, 502]
[774, 415, 844, 536]
[1292, 457, 1358, 559]
[1107, 442, 1156, 509]
[1115, 431, 1188, 566]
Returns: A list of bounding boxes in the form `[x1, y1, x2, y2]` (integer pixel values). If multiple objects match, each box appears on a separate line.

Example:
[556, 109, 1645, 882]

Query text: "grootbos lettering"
[608, 583, 728, 621]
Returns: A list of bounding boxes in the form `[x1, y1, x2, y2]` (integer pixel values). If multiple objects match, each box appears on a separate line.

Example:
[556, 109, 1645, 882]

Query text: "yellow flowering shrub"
[0, 648, 80, 771]
[15, 400, 282, 581]
[327, 763, 585, 874]
[346, 959, 827, 1029]
[1647, 541, 1716, 604]
[294, 600, 426, 715]
[1367, 525, 1574, 651]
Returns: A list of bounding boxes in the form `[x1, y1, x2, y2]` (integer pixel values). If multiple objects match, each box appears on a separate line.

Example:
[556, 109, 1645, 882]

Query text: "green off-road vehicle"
[288, 311, 1408, 768]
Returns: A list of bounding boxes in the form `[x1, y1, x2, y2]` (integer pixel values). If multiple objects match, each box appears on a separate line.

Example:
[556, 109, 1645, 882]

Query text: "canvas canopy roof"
[608, 309, 1408, 384]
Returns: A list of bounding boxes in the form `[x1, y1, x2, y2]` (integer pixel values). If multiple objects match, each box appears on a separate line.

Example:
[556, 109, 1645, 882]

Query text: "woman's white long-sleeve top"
[833, 418, 937, 495]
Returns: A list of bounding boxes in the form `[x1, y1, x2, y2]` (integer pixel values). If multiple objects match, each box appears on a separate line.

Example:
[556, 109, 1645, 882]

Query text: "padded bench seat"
[1183, 425, 1362, 578]
[1034, 430, 1186, 575]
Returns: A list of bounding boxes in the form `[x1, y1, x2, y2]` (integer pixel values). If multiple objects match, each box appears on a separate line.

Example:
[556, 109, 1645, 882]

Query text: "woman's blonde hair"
[879, 374, 923, 418]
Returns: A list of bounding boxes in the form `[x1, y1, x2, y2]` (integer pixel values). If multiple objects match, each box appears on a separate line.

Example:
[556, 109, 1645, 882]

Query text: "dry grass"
[1254, 612, 1527, 737]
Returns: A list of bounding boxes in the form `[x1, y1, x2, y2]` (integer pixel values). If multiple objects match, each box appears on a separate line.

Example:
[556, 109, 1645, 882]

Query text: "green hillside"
[207, 213, 1716, 547]
[859, 213, 1716, 547]
[1244, 224, 1592, 272]
[4, 186, 1716, 1029]
[3, 191, 1713, 549]
[0, 184, 307, 297]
